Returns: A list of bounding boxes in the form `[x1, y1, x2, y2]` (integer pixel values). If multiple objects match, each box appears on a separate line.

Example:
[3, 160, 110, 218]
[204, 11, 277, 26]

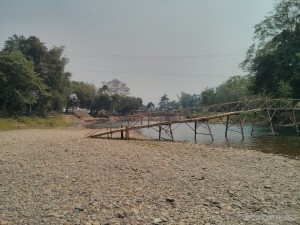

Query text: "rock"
[264, 184, 272, 189]
[232, 202, 242, 209]
[75, 204, 85, 211]
[166, 197, 175, 203]
[116, 211, 125, 218]
[161, 216, 168, 222]
[153, 218, 162, 224]
[48, 212, 61, 218]
[131, 208, 139, 214]
[202, 202, 210, 206]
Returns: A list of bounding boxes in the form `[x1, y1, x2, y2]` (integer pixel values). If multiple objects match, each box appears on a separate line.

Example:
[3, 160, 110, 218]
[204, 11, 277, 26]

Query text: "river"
[139, 123, 300, 159]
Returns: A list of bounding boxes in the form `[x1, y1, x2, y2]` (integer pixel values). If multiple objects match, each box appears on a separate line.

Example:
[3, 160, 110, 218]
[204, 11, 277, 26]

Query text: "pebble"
[153, 218, 162, 224]
[0, 128, 299, 225]
[166, 197, 175, 202]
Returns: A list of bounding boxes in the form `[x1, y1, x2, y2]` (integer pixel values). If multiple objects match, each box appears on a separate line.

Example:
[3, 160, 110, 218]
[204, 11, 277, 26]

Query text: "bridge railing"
[142, 98, 300, 123]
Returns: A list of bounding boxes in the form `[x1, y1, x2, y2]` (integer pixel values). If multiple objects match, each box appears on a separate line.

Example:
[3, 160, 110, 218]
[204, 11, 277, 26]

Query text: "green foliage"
[215, 75, 252, 102]
[159, 94, 169, 110]
[200, 87, 216, 105]
[1, 35, 71, 115]
[115, 96, 143, 114]
[198, 75, 253, 105]
[178, 92, 200, 108]
[90, 94, 111, 116]
[0, 51, 47, 116]
[146, 102, 155, 110]
[67, 81, 96, 110]
[242, 0, 300, 98]
[90, 79, 142, 116]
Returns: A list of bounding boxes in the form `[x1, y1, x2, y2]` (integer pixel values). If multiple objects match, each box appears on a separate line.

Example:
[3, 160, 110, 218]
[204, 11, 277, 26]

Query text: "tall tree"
[200, 88, 216, 105]
[215, 75, 252, 103]
[241, 0, 300, 98]
[159, 94, 169, 110]
[115, 96, 143, 115]
[178, 92, 199, 108]
[102, 79, 130, 96]
[146, 102, 155, 110]
[3, 35, 71, 113]
[0, 51, 46, 115]
[67, 81, 96, 110]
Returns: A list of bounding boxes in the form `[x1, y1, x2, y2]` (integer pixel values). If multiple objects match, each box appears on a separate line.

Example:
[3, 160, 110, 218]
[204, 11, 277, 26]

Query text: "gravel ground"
[0, 127, 299, 225]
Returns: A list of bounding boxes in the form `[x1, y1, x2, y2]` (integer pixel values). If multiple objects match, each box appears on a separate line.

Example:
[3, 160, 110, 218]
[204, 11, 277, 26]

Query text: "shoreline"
[0, 128, 299, 224]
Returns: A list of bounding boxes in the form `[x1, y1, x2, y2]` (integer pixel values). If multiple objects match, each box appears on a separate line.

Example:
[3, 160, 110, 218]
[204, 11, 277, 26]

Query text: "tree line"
[0, 35, 143, 116]
[158, 0, 300, 109]
[0, 0, 299, 116]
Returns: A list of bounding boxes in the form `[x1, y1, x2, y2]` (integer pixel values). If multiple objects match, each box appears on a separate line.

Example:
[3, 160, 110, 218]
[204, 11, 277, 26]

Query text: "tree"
[215, 75, 252, 103]
[3, 35, 71, 113]
[90, 94, 111, 116]
[40, 46, 71, 112]
[168, 100, 180, 110]
[0, 51, 46, 115]
[200, 88, 216, 105]
[146, 102, 155, 110]
[178, 92, 199, 108]
[67, 81, 96, 110]
[241, 0, 300, 98]
[159, 94, 169, 110]
[102, 79, 130, 96]
[115, 96, 143, 115]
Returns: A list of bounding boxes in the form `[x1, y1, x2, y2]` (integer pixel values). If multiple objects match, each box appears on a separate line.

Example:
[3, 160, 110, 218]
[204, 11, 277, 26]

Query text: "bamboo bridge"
[87, 99, 300, 143]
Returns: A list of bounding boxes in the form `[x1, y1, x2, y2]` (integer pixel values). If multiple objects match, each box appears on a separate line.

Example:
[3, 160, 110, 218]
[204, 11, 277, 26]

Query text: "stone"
[161, 216, 169, 222]
[116, 211, 125, 218]
[166, 197, 175, 202]
[264, 184, 272, 189]
[131, 208, 139, 214]
[153, 218, 162, 224]
[75, 204, 85, 211]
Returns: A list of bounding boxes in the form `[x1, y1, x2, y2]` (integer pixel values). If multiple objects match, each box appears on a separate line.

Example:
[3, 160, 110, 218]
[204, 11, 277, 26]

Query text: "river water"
[139, 123, 300, 159]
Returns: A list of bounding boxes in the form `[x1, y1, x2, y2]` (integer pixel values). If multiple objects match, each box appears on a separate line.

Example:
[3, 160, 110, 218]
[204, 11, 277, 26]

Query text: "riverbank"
[0, 115, 70, 130]
[0, 127, 299, 225]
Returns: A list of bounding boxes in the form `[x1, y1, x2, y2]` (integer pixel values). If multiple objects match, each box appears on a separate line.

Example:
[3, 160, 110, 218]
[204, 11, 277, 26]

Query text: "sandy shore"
[0, 127, 299, 225]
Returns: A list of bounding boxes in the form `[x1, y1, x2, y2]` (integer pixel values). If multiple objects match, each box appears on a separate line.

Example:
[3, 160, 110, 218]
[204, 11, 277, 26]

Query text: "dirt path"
[0, 128, 299, 225]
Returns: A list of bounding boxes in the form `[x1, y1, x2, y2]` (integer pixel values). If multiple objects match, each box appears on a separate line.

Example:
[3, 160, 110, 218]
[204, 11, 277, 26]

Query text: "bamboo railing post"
[267, 108, 275, 135]
[159, 125, 162, 140]
[141, 112, 143, 125]
[121, 122, 124, 139]
[225, 115, 229, 138]
[169, 124, 174, 141]
[125, 126, 129, 139]
[239, 113, 244, 140]
[292, 109, 299, 133]
[194, 121, 197, 143]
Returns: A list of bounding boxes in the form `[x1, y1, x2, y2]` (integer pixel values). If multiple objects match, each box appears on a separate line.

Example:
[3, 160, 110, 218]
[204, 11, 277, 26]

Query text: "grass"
[0, 115, 70, 131]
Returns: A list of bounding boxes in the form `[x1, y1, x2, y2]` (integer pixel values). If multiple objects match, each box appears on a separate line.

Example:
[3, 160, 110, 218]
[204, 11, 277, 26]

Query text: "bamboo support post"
[159, 125, 162, 140]
[225, 115, 229, 138]
[125, 126, 129, 139]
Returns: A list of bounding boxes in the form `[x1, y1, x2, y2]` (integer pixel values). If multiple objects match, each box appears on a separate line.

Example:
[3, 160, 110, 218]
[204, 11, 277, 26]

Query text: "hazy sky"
[0, 0, 275, 104]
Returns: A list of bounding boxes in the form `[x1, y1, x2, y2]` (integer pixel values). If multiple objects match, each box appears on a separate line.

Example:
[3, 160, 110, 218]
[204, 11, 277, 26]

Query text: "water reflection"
[140, 123, 300, 159]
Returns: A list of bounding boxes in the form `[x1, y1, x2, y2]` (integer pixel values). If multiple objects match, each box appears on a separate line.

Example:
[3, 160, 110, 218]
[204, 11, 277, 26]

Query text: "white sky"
[0, 0, 275, 104]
